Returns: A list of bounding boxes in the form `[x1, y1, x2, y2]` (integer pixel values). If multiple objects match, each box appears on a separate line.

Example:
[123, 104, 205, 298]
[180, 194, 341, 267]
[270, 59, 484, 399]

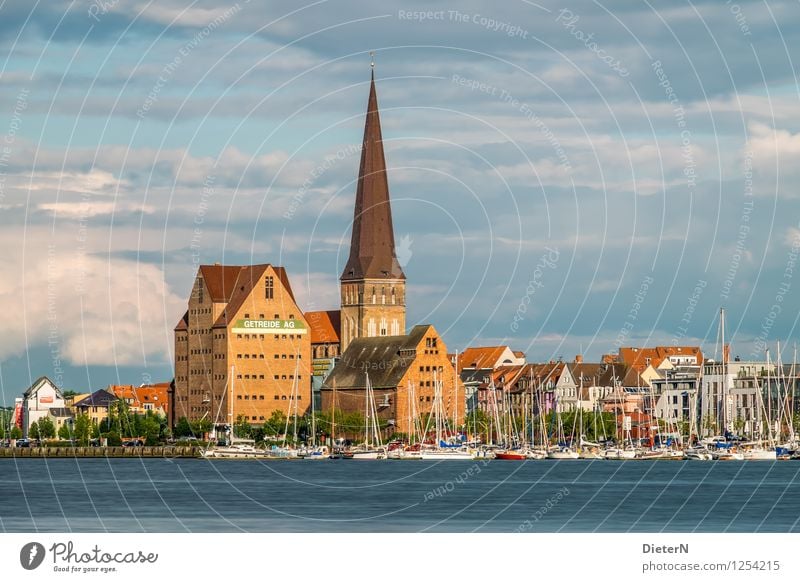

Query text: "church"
[318, 66, 463, 437]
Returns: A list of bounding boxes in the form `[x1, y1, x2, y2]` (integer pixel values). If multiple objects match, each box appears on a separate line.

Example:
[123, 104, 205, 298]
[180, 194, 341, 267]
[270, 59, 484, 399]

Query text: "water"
[2, 458, 800, 532]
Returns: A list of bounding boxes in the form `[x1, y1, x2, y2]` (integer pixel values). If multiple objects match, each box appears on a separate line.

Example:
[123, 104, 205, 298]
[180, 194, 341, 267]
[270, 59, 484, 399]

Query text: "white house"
[22, 376, 66, 437]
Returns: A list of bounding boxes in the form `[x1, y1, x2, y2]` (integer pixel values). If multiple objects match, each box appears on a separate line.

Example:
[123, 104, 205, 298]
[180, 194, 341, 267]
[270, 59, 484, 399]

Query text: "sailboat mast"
[230, 364, 235, 444]
[720, 307, 727, 433]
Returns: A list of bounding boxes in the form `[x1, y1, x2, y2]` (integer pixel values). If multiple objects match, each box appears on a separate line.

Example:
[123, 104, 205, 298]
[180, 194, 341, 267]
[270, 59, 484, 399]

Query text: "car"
[15, 438, 31, 448]
[122, 439, 144, 447]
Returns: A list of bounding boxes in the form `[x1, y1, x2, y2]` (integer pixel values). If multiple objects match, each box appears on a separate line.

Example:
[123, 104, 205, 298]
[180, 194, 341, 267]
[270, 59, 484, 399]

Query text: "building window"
[265, 276, 274, 300]
[197, 279, 204, 304]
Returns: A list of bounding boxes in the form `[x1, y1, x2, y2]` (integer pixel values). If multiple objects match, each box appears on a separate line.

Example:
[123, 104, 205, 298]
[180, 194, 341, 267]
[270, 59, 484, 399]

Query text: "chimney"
[574, 355, 583, 364]
[602, 353, 616, 365]
[723, 343, 730, 364]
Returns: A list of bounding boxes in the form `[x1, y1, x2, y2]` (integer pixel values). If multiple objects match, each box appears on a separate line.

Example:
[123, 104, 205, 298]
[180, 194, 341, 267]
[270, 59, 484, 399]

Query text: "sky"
[1, 0, 799, 403]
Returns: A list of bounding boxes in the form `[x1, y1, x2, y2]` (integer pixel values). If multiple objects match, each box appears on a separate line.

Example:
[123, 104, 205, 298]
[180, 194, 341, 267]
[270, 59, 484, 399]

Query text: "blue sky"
[1, 0, 800, 403]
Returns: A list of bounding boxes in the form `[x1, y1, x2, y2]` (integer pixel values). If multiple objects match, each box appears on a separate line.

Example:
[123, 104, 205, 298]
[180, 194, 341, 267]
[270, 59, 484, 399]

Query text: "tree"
[102, 431, 122, 446]
[141, 412, 161, 445]
[10, 426, 22, 439]
[73, 414, 91, 446]
[58, 423, 72, 441]
[174, 417, 192, 438]
[29, 421, 40, 440]
[38, 416, 56, 439]
[264, 410, 287, 438]
[233, 415, 252, 438]
[191, 418, 212, 436]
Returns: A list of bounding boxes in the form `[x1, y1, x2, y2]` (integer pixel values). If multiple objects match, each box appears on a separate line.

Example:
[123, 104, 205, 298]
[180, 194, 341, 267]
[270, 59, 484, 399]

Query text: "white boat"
[637, 448, 685, 460]
[603, 447, 637, 460]
[265, 445, 300, 459]
[712, 449, 745, 461]
[742, 448, 776, 461]
[578, 448, 603, 460]
[300, 446, 330, 460]
[685, 446, 713, 461]
[201, 439, 270, 459]
[525, 448, 548, 460]
[547, 447, 579, 460]
[349, 447, 387, 460]
[420, 446, 474, 460]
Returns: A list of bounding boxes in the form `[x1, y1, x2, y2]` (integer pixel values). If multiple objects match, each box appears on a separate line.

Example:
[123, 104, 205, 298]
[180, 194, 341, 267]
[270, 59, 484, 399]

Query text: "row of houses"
[454, 343, 800, 438]
[10, 377, 171, 438]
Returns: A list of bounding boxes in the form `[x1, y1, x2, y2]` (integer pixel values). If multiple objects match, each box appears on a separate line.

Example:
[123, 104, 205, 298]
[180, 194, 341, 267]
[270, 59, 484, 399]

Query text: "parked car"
[122, 439, 144, 447]
[15, 438, 31, 448]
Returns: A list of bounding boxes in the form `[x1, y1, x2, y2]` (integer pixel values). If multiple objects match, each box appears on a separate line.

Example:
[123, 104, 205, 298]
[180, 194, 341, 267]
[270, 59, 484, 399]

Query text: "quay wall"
[0, 446, 200, 458]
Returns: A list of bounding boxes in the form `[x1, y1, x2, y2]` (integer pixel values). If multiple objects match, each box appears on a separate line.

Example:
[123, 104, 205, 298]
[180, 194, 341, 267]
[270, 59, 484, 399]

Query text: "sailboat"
[349, 372, 387, 460]
[546, 390, 579, 460]
[419, 370, 474, 460]
[300, 372, 328, 460]
[201, 365, 271, 459]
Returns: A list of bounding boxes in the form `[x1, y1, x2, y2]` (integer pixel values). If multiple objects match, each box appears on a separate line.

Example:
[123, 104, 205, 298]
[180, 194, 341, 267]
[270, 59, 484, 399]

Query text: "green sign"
[232, 319, 307, 335]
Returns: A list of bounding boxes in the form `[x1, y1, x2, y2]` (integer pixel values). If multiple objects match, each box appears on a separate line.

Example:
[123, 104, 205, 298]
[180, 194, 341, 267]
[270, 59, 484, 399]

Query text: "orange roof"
[458, 346, 510, 371]
[618, 346, 703, 372]
[109, 383, 170, 413]
[305, 310, 341, 344]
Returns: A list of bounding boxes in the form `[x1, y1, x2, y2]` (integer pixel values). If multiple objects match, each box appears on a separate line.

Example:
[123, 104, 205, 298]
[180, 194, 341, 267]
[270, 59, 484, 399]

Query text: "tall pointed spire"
[341, 61, 405, 281]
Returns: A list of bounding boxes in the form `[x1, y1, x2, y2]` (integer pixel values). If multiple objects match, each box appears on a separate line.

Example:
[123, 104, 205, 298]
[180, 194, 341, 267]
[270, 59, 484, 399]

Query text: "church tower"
[340, 64, 406, 351]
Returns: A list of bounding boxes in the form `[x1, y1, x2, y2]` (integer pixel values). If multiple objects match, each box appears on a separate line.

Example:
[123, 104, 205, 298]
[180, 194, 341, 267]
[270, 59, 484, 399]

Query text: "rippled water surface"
[2, 458, 799, 532]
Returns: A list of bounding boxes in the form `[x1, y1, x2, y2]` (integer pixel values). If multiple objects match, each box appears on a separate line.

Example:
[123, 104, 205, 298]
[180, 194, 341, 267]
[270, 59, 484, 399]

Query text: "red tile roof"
[305, 310, 341, 344]
[618, 346, 703, 372]
[110, 383, 170, 414]
[458, 346, 510, 371]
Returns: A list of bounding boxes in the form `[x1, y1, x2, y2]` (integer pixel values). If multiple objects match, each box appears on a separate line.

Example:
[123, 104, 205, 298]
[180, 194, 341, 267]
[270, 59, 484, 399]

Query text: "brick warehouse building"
[321, 325, 463, 437]
[174, 264, 311, 429]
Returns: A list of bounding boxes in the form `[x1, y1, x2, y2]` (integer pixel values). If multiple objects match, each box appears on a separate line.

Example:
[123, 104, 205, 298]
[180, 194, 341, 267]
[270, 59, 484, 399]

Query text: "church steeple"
[339, 61, 406, 351]
[341, 64, 405, 282]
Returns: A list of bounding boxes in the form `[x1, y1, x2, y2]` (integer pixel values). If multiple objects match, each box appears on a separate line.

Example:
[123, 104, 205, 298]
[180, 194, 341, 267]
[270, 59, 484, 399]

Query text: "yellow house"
[72, 389, 118, 427]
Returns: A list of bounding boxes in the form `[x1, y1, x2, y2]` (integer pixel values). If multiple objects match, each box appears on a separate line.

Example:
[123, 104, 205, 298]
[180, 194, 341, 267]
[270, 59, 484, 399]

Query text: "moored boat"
[201, 439, 271, 459]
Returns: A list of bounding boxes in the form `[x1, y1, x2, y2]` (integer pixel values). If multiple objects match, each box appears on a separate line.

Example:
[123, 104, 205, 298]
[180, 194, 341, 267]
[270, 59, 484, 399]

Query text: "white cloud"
[0, 229, 184, 366]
